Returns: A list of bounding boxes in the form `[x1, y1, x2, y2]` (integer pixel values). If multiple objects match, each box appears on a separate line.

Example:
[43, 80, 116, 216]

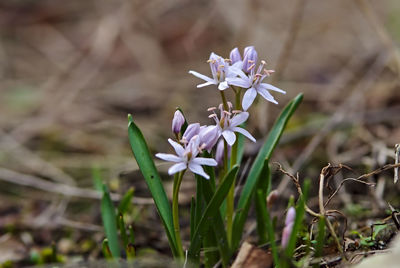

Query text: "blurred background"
[1, 0, 400, 264]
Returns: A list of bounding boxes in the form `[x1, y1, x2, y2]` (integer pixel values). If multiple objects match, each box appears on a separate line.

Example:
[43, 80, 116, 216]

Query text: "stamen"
[227, 101, 233, 109]
[232, 110, 242, 114]
[247, 63, 256, 72]
[207, 107, 217, 111]
[264, 69, 275, 76]
[261, 60, 266, 65]
[208, 114, 217, 118]
[223, 110, 232, 116]
[248, 60, 255, 64]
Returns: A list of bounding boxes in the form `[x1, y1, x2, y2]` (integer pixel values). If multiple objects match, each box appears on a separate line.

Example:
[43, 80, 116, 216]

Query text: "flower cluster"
[189, 46, 286, 111]
[156, 46, 286, 179]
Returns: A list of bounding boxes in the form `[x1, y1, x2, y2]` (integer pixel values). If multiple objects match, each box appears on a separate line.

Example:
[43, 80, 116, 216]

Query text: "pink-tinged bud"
[199, 125, 219, 151]
[281, 207, 296, 248]
[243, 46, 258, 72]
[183, 123, 200, 142]
[172, 110, 185, 134]
[215, 139, 231, 166]
[281, 222, 294, 248]
[285, 207, 296, 226]
[229, 47, 242, 64]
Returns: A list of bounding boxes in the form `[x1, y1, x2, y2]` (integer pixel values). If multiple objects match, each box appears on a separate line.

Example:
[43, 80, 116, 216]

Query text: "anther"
[247, 63, 256, 72]
[207, 107, 217, 111]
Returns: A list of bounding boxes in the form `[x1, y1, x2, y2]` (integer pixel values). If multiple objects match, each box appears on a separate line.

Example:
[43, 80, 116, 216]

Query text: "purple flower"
[281, 207, 296, 248]
[227, 60, 285, 111]
[172, 110, 185, 134]
[199, 125, 219, 152]
[229, 47, 242, 64]
[182, 123, 200, 142]
[156, 136, 217, 179]
[242, 46, 258, 72]
[189, 52, 243, 91]
[209, 103, 256, 146]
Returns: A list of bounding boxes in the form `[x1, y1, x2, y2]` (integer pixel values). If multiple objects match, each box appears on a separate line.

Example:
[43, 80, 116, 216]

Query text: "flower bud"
[183, 123, 200, 142]
[243, 46, 258, 72]
[281, 207, 296, 248]
[285, 207, 296, 226]
[215, 139, 231, 166]
[229, 47, 242, 64]
[199, 125, 219, 152]
[172, 110, 185, 134]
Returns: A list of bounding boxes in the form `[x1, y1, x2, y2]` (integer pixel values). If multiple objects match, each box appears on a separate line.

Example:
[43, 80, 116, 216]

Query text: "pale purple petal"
[230, 112, 249, 127]
[260, 83, 286, 94]
[183, 123, 200, 141]
[218, 81, 229, 91]
[189, 70, 214, 83]
[156, 153, 182, 162]
[242, 87, 257, 110]
[168, 162, 187, 175]
[258, 87, 278, 104]
[231, 127, 256, 143]
[227, 77, 251, 88]
[188, 162, 210, 179]
[222, 130, 236, 146]
[197, 81, 217, 88]
[281, 222, 294, 248]
[168, 139, 185, 157]
[192, 157, 218, 167]
[285, 207, 296, 226]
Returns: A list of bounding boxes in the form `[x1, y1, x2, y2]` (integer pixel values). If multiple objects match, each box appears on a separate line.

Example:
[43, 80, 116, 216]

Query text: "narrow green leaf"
[128, 225, 135, 245]
[127, 114, 178, 257]
[92, 165, 103, 192]
[256, 190, 279, 267]
[190, 196, 196, 242]
[232, 93, 303, 250]
[101, 185, 120, 258]
[188, 166, 239, 265]
[126, 243, 136, 260]
[117, 187, 134, 215]
[118, 214, 129, 248]
[283, 179, 310, 267]
[102, 239, 112, 259]
[255, 159, 270, 245]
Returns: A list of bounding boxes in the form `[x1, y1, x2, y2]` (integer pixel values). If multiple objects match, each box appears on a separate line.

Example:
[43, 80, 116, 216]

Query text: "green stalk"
[226, 90, 241, 244]
[220, 90, 229, 111]
[172, 171, 185, 259]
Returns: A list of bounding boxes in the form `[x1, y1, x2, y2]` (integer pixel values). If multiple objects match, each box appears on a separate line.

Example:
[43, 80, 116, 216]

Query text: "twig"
[0, 167, 153, 205]
[394, 144, 399, 183]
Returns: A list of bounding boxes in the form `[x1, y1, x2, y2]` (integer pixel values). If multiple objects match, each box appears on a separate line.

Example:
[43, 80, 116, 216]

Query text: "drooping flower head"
[208, 102, 256, 146]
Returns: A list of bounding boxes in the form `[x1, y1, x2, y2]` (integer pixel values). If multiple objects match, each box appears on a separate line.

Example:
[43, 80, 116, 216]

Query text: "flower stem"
[172, 171, 185, 259]
[219, 90, 229, 111]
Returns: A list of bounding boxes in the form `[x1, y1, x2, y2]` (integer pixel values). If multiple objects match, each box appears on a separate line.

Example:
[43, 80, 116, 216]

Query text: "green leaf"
[117, 187, 134, 215]
[232, 93, 303, 250]
[101, 184, 120, 258]
[127, 114, 178, 257]
[102, 239, 113, 259]
[255, 159, 270, 245]
[283, 179, 310, 266]
[256, 189, 279, 267]
[92, 165, 103, 192]
[118, 214, 129, 248]
[188, 166, 239, 265]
